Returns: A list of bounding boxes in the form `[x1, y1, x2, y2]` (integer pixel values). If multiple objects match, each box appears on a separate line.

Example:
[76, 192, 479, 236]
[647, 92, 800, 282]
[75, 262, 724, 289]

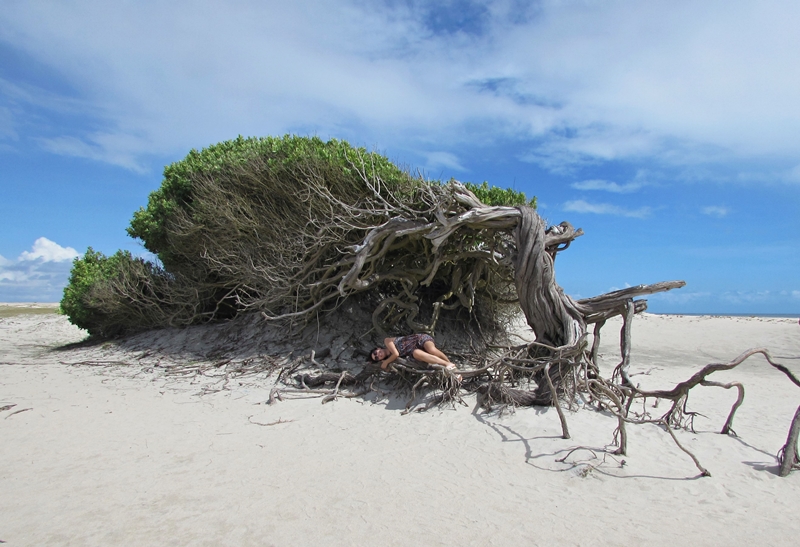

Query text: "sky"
[1, 0, 798, 313]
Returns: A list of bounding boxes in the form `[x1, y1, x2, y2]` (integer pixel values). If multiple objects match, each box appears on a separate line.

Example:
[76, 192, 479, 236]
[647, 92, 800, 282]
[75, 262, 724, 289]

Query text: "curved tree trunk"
[513, 206, 585, 347]
[505, 206, 687, 405]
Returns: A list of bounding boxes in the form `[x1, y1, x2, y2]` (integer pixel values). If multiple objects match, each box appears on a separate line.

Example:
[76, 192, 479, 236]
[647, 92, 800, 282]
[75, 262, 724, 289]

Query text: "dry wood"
[778, 405, 800, 477]
[4, 408, 32, 419]
[545, 363, 570, 439]
[248, 417, 294, 427]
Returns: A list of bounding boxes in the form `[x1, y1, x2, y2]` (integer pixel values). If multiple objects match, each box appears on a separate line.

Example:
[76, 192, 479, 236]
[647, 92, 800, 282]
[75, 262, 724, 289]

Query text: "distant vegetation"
[0, 305, 59, 319]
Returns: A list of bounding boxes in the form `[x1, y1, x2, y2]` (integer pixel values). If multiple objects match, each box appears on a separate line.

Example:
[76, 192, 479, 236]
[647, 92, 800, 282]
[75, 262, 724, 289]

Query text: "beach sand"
[1, 306, 798, 546]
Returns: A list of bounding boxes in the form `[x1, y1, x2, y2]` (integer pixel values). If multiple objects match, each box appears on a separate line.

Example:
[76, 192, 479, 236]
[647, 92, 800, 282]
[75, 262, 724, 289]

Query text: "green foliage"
[463, 181, 537, 208]
[60, 248, 133, 334]
[128, 135, 411, 261]
[61, 134, 540, 337]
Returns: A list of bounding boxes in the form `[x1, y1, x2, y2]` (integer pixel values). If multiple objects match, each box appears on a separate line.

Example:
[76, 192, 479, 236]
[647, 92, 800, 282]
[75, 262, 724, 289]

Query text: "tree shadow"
[470, 401, 712, 481]
[52, 337, 106, 351]
[742, 460, 782, 475]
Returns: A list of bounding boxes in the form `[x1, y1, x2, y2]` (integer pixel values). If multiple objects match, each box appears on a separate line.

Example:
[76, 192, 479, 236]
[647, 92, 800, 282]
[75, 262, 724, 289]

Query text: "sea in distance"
[655, 312, 798, 319]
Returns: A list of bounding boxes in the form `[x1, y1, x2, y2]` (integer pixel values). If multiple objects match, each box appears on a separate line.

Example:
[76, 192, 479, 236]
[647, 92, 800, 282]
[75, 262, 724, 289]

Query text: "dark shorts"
[394, 334, 434, 358]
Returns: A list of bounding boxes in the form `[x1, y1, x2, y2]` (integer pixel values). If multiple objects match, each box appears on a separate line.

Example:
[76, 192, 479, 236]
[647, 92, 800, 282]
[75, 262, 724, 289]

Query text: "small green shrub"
[463, 181, 537, 208]
[60, 248, 132, 334]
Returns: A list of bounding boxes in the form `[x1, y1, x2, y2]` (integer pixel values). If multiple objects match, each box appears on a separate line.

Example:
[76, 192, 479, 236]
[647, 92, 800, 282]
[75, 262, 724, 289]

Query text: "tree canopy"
[62, 135, 536, 338]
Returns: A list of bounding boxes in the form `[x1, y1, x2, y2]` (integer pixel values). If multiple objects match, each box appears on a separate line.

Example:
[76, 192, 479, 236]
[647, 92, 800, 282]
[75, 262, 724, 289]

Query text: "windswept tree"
[64, 136, 539, 339]
[61, 135, 799, 477]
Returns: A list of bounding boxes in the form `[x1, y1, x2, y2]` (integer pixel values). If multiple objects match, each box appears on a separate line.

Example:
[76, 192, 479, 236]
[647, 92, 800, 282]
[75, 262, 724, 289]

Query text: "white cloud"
[649, 291, 712, 305]
[792, 290, 800, 299]
[0, 105, 18, 140]
[648, 289, 800, 312]
[0, 238, 79, 301]
[787, 164, 800, 183]
[421, 151, 467, 172]
[719, 290, 773, 304]
[701, 205, 730, 218]
[19, 237, 79, 262]
[608, 282, 633, 291]
[1, 0, 799, 177]
[571, 179, 643, 193]
[563, 199, 651, 219]
[38, 135, 149, 173]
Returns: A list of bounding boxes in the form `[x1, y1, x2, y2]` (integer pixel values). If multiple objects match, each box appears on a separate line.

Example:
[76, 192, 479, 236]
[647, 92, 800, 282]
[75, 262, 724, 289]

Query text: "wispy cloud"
[38, 135, 150, 173]
[2, 1, 800, 177]
[608, 282, 633, 291]
[678, 242, 798, 260]
[0, 105, 18, 140]
[701, 205, 731, 218]
[719, 290, 776, 304]
[649, 291, 712, 305]
[421, 151, 467, 172]
[649, 289, 800, 312]
[786, 164, 800, 183]
[571, 179, 643, 193]
[563, 199, 651, 219]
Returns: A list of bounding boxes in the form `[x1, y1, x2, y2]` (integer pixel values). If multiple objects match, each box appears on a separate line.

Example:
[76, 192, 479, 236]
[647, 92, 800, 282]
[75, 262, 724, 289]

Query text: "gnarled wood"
[513, 206, 585, 348]
[779, 406, 800, 477]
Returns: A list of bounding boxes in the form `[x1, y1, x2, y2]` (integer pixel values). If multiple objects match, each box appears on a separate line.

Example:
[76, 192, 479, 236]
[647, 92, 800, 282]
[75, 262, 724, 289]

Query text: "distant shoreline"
[653, 312, 798, 318]
[0, 302, 59, 307]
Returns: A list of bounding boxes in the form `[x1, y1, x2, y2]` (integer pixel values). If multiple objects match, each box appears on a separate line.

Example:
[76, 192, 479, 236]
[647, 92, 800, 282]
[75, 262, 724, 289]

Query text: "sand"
[1, 306, 799, 546]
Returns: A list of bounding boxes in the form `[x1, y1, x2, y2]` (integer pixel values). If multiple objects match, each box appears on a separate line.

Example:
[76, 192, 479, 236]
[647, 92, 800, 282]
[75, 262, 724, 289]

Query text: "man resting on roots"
[370, 334, 461, 378]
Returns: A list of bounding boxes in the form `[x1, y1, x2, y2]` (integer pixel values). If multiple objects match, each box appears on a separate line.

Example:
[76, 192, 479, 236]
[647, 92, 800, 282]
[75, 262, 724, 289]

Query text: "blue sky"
[1, 0, 798, 313]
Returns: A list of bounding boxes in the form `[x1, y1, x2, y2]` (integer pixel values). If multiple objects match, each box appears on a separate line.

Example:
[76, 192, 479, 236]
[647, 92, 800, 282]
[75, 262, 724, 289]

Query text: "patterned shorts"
[393, 334, 434, 358]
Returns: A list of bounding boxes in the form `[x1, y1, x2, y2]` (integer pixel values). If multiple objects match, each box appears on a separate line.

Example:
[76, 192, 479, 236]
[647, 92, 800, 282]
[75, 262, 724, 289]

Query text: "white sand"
[1, 309, 799, 546]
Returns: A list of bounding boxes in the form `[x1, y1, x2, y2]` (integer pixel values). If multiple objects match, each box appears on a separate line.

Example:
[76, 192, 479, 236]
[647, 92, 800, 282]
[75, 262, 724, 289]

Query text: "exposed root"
[778, 405, 800, 477]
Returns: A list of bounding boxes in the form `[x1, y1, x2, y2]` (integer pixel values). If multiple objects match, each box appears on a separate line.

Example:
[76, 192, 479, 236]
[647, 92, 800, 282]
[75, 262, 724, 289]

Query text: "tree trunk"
[513, 206, 585, 347]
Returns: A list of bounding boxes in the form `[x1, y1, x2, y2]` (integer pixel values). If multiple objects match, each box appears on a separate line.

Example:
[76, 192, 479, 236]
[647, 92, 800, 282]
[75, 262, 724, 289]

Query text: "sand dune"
[1, 308, 799, 546]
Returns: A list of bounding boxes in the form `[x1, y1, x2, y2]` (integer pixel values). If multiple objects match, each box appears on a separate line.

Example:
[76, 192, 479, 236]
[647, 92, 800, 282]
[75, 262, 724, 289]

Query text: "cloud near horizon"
[2, 0, 800, 178]
[0, 238, 79, 301]
[701, 205, 731, 218]
[648, 289, 800, 313]
[563, 199, 651, 219]
[19, 237, 79, 262]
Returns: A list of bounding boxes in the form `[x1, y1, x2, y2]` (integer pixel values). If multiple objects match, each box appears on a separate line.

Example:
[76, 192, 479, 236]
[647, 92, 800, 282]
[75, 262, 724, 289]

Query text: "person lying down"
[370, 333, 460, 376]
